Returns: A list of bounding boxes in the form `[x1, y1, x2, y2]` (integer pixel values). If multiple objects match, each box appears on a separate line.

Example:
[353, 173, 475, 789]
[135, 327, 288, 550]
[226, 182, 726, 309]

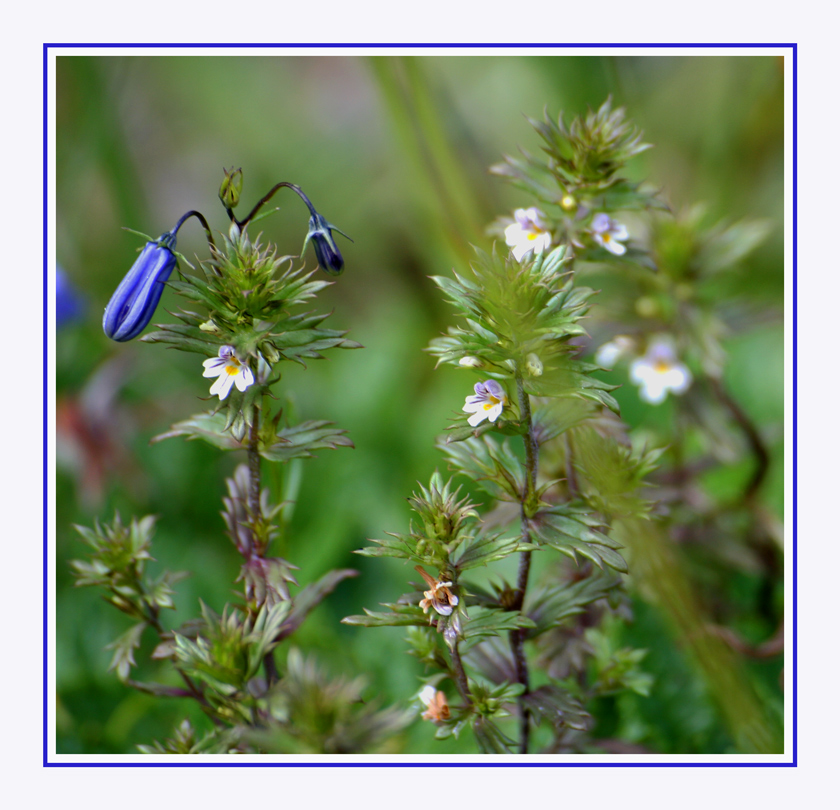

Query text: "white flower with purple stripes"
[202, 345, 255, 400]
[463, 379, 508, 427]
[591, 213, 629, 256]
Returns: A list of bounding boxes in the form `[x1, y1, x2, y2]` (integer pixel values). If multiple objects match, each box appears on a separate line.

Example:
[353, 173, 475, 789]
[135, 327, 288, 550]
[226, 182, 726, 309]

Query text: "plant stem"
[708, 377, 769, 504]
[450, 642, 472, 704]
[244, 400, 280, 685]
[511, 367, 538, 754]
[247, 405, 263, 548]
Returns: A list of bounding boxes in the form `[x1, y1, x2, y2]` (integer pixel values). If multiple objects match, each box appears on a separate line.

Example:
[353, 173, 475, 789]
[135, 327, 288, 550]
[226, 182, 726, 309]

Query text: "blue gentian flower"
[102, 233, 177, 342]
[302, 211, 352, 276]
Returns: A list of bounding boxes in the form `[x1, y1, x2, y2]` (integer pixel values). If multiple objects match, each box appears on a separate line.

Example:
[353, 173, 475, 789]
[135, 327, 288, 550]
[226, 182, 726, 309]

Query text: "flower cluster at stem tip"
[596, 335, 692, 404]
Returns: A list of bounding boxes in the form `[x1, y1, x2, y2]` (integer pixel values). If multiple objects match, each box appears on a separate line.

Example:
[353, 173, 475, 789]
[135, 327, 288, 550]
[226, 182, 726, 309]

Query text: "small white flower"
[463, 379, 508, 427]
[595, 335, 636, 368]
[504, 207, 552, 261]
[629, 338, 692, 404]
[591, 213, 629, 256]
[202, 345, 255, 400]
[418, 685, 438, 706]
[459, 355, 483, 368]
[418, 685, 450, 723]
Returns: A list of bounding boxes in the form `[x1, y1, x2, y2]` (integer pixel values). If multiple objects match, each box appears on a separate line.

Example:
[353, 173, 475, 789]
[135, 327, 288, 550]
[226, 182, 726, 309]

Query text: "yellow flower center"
[225, 360, 242, 376]
[483, 395, 502, 410]
[654, 360, 671, 373]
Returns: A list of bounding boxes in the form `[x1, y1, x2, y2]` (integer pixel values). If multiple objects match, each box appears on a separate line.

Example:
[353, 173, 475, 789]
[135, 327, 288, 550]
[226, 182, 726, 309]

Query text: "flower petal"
[467, 410, 487, 427]
[591, 213, 610, 233]
[202, 358, 226, 377]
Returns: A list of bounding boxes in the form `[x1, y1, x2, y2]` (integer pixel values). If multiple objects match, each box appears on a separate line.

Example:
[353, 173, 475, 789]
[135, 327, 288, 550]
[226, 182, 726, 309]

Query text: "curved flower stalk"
[75, 171, 411, 754]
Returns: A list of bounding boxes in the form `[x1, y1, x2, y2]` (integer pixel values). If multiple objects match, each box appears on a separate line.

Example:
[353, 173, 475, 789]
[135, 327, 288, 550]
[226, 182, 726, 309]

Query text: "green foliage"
[244, 650, 415, 754]
[428, 245, 594, 375]
[58, 57, 783, 756]
[489, 99, 666, 234]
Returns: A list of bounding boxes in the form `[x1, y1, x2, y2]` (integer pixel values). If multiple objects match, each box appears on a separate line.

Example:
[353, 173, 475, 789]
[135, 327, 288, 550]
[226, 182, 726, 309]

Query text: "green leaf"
[530, 506, 627, 573]
[105, 622, 147, 682]
[341, 603, 430, 629]
[451, 531, 525, 572]
[522, 684, 591, 731]
[471, 716, 517, 753]
[261, 420, 354, 462]
[152, 412, 244, 450]
[459, 607, 536, 652]
[524, 572, 622, 637]
[277, 569, 358, 641]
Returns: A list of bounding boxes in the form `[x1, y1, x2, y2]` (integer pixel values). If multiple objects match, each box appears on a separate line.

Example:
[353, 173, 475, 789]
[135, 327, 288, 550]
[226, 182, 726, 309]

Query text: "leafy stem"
[511, 364, 537, 753]
[247, 401, 263, 545]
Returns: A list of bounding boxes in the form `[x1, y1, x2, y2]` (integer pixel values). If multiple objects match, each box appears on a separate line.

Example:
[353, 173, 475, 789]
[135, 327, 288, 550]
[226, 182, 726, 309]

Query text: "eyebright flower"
[463, 380, 508, 427]
[418, 685, 450, 723]
[102, 235, 178, 341]
[629, 337, 692, 404]
[591, 213, 629, 256]
[202, 345, 255, 400]
[504, 207, 552, 261]
[303, 210, 352, 276]
[415, 566, 459, 617]
[595, 335, 636, 368]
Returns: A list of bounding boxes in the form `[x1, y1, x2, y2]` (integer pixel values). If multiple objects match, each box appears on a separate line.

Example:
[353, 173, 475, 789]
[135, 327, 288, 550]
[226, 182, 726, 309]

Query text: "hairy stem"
[511, 367, 538, 753]
[450, 642, 472, 705]
[247, 406, 263, 547]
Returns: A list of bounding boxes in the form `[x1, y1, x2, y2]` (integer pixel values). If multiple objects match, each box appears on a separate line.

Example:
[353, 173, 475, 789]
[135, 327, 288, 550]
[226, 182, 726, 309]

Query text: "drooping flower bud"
[219, 167, 243, 210]
[102, 234, 177, 342]
[302, 211, 352, 276]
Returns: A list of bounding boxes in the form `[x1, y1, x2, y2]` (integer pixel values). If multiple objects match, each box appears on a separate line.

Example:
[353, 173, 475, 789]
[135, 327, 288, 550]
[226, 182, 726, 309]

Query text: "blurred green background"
[55, 54, 784, 754]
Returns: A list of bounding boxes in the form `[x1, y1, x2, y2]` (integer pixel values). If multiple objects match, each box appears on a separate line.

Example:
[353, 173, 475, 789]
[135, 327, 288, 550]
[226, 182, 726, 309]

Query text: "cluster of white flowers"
[596, 335, 692, 404]
[505, 207, 630, 261]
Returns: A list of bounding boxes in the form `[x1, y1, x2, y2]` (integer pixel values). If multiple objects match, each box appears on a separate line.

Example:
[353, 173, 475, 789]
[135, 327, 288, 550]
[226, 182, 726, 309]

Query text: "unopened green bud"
[525, 352, 543, 376]
[231, 412, 246, 442]
[262, 343, 280, 364]
[219, 167, 243, 209]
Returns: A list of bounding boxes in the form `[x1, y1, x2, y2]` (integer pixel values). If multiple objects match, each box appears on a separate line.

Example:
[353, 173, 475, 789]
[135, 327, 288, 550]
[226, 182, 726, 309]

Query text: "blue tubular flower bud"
[102, 234, 178, 341]
[303, 211, 352, 276]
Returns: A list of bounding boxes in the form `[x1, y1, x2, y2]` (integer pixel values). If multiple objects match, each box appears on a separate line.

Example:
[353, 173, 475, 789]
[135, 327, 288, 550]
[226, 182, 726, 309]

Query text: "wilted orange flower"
[415, 565, 459, 617]
[419, 685, 450, 723]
